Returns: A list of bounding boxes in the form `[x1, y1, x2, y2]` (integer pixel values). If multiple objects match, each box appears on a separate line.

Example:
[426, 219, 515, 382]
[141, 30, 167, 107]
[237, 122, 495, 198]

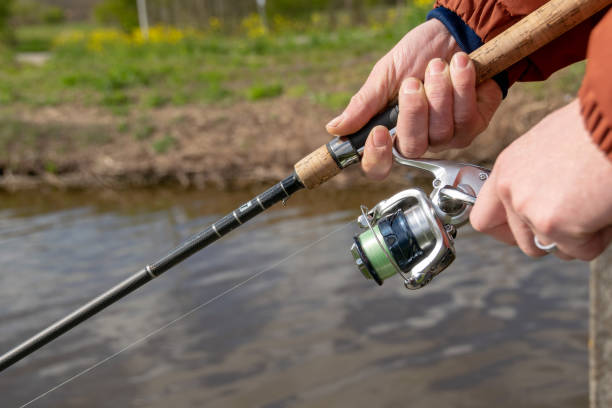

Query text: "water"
[0, 187, 589, 407]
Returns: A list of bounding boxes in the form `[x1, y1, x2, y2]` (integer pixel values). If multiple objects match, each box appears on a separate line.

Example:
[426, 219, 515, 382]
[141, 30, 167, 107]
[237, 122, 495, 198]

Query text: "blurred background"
[0, 0, 584, 190]
[0, 1, 590, 407]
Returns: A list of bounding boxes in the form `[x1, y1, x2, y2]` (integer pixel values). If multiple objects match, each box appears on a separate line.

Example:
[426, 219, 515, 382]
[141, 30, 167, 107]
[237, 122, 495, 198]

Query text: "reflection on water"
[0, 187, 588, 407]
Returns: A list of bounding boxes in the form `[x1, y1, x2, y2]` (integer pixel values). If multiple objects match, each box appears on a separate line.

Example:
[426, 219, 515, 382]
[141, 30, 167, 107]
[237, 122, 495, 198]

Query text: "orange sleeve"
[433, 0, 606, 84]
[579, 9, 612, 160]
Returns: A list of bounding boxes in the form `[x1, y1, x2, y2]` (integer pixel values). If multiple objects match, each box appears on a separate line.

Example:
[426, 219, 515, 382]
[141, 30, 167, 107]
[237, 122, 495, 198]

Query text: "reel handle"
[294, 0, 611, 189]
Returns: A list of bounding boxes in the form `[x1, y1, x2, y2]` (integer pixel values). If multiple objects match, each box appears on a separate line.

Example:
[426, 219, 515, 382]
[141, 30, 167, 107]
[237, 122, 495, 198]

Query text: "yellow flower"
[87, 28, 128, 52]
[415, 0, 434, 7]
[208, 17, 222, 33]
[131, 26, 186, 44]
[241, 13, 267, 38]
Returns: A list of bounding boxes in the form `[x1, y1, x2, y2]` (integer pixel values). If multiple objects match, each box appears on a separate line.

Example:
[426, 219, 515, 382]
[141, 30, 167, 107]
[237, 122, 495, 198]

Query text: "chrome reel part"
[350, 150, 490, 290]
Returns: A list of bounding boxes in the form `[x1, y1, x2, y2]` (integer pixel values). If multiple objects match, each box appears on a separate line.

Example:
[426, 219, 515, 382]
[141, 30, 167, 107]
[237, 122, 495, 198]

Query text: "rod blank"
[0, 174, 304, 372]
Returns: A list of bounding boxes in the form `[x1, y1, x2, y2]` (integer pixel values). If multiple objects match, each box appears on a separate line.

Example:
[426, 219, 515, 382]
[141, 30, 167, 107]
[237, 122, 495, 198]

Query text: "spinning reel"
[350, 148, 490, 290]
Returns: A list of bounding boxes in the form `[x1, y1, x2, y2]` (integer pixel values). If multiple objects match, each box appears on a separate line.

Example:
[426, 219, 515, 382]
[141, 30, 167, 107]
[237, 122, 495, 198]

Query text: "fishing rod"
[1, 0, 608, 373]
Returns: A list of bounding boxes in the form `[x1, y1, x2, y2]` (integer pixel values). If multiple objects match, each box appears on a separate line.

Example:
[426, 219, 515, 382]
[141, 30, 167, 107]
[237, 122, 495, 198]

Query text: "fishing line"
[19, 221, 352, 408]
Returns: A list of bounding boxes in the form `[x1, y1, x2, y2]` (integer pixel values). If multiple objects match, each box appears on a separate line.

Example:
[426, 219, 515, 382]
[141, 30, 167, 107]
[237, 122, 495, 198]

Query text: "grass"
[1, 4, 430, 116]
[152, 134, 176, 154]
[14, 23, 94, 53]
[522, 61, 586, 99]
[0, 116, 113, 162]
[246, 83, 284, 100]
[1, 4, 589, 159]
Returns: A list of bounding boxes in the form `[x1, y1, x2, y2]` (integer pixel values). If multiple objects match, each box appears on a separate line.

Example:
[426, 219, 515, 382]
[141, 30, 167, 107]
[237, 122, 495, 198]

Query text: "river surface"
[0, 186, 589, 407]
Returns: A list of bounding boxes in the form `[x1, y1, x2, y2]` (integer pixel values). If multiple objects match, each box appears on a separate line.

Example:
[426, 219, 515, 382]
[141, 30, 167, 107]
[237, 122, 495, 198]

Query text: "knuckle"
[401, 94, 427, 116]
[495, 174, 512, 203]
[453, 102, 480, 127]
[453, 108, 473, 125]
[428, 124, 453, 145]
[425, 85, 450, 105]
[533, 214, 559, 237]
[397, 136, 427, 158]
[451, 72, 473, 90]
[350, 91, 368, 108]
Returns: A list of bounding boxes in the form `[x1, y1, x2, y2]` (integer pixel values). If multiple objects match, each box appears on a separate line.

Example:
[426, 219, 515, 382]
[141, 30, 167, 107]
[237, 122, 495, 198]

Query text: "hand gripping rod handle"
[294, 0, 612, 190]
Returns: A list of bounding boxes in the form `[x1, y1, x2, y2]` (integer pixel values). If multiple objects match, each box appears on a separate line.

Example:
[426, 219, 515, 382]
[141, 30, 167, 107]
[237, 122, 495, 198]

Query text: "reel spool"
[350, 152, 491, 290]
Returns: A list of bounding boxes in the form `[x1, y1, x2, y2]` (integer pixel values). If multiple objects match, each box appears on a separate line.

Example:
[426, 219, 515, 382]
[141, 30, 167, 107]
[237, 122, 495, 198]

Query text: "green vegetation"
[14, 23, 93, 52]
[246, 83, 284, 100]
[0, 116, 113, 162]
[11, 0, 65, 26]
[152, 134, 176, 154]
[0, 1, 588, 168]
[0, 0, 14, 45]
[94, 0, 138, 32]
[522, 61, 586, 99]
[1, 3, 430, 116]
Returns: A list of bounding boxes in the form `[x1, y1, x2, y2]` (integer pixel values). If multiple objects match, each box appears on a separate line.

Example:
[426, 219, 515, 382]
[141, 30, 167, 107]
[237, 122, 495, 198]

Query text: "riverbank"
[0, 15, 584, 191]
[0, 75, 580, 192]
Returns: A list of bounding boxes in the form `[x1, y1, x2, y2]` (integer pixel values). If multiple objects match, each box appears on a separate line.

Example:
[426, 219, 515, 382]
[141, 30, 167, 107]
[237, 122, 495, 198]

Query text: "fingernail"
[428, 58, 446, 74]
[403, 78, 421, 94]
[372, 127, 387, 147]
[452, 53, 469, 69]
[327, 114, 344, 128]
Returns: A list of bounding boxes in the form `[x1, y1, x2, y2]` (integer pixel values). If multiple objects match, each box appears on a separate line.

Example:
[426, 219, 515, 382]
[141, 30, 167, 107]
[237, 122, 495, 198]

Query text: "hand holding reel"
[350, 148, 491, 290]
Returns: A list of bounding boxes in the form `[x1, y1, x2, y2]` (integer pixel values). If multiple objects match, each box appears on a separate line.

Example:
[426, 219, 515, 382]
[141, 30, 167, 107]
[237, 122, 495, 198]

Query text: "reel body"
[350, 150, 490, 290]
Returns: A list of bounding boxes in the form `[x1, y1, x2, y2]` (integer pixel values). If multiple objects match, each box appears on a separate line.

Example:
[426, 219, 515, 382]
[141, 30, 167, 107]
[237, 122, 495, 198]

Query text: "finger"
[447, 52, 479, 148]
[552, 226, 612, 261]
[531, 233, 574, 260]
[480, 222, 517, 246]
[470, 171, 508, 233]
[361, 126, 393, 180]
[475, 79, 502, 125]
[506, 208, 546, 257]
[554, 250, 575, 261]
[424, 58, 454, 148]
[396, 77, 428, 158]
[326, 56, 395, 136]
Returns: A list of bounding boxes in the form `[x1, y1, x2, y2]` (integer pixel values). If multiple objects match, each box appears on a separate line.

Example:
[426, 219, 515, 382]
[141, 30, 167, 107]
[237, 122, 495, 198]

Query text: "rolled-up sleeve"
[579, 10, 612, 160]
[431, 0, 604, 84]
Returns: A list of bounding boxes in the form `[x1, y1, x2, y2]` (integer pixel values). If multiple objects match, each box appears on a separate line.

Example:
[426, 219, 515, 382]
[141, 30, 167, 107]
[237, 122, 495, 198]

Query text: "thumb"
[326, 55, 397, 136]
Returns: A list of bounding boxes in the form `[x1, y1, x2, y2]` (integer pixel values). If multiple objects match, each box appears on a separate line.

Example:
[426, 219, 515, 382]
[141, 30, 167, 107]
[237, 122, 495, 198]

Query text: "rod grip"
[346, 105, 400, 152]
[294, 145, 342, 189]
[471, 0, 611, 83]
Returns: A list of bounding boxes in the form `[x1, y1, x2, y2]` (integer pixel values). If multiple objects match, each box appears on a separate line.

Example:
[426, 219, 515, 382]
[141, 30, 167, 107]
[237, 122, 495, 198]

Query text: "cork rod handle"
[472, 0, 611, 82]
[295, 0, 612, 189]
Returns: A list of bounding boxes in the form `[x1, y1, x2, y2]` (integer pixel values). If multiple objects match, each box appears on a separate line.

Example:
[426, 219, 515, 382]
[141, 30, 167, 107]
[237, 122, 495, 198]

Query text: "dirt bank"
[0, 85, 567, 191]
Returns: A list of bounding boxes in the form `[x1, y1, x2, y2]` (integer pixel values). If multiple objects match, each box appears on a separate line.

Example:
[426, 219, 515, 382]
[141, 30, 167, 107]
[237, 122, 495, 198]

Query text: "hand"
[326, 19, 503, 180]
[470, 100, 612, 261]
